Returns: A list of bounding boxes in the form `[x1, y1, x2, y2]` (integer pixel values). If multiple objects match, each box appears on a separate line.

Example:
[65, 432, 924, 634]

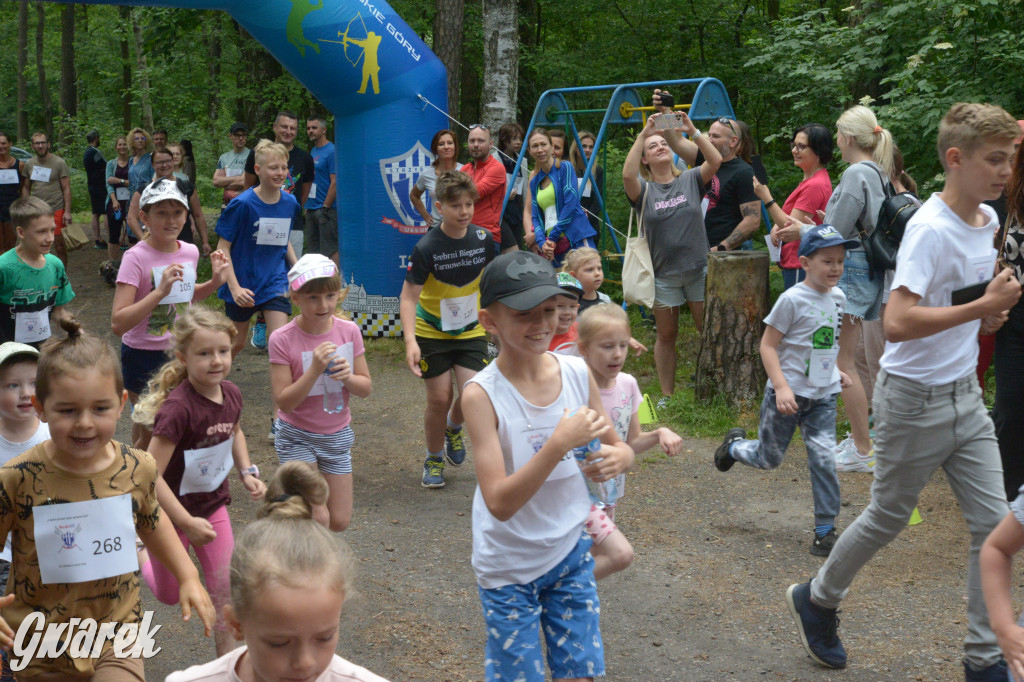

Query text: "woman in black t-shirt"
[126, 147, 211, 253]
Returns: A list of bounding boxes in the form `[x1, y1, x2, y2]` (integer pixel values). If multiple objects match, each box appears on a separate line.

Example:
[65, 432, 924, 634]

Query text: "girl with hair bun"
[134, 305, 266, 656]
[167, 461, 390, 682]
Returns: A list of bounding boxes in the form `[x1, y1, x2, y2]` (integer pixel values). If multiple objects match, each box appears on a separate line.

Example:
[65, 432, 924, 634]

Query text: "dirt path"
[63, 243, 1007, 680]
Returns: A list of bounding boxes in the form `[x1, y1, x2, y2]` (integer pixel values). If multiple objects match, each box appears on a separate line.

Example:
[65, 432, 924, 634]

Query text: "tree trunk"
[433, 0, 464, 119]
[481, 0, 518, 131]
[35, 2, 54, 141]
[59, 3, 76, 147]
[132, 9, 153, 133]
[695, 252, 770, 406]
[17, 1, 28, 141]
[234, 20, 284, 131]
[120, 7, 131, 131]
[203, 13, 222, 135]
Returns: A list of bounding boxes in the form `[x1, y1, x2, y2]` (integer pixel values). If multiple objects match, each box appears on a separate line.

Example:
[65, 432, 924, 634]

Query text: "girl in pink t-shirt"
[577, 303, 683, 580]
[111, 177, 227, 448]
[269, 255, 372, 531]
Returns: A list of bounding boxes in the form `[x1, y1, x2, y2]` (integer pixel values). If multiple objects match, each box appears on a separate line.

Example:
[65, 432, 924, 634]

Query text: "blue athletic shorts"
[222, 295, 292, 323]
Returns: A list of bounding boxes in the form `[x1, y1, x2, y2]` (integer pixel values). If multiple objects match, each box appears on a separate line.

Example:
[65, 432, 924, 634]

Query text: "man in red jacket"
[461, 124, 512, 252]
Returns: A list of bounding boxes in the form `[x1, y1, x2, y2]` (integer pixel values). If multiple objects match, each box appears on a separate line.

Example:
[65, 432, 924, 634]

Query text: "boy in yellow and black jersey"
[400, 171, 498, 488]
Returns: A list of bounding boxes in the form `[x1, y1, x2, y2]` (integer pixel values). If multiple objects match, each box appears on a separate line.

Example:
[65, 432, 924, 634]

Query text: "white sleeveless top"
[468, 353, 592, 589]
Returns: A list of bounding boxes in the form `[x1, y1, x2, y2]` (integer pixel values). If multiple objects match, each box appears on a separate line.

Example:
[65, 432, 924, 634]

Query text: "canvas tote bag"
[622, 183, 655, 308]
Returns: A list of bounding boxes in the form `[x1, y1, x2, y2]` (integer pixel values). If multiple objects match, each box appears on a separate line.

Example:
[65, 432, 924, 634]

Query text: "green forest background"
[1, 0, 1021, 228]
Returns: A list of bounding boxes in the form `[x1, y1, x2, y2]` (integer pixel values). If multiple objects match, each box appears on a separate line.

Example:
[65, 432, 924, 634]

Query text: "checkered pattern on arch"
[350, 311, 402, 338]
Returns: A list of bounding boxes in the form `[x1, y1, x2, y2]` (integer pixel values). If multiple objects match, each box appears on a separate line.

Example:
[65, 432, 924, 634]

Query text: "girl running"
[269, 254, 372, 531]
[133, 306, 267, 656]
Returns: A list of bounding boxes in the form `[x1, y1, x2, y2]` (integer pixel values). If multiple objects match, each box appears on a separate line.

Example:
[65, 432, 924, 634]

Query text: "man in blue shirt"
[304, 115, 338, 266]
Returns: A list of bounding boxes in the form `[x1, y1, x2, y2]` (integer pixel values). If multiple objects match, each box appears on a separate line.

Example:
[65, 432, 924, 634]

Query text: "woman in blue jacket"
[528, 128, 597, 266]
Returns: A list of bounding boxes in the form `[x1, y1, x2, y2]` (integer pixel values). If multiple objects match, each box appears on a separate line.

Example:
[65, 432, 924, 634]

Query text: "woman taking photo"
[623, 113, 721, 403]
[570, 130, 605, 235]
[527, 128, 597, 266]
[126, 147, 211, 253]
[0, 132, 23, 253]
[756, 123, 834, 289]
[410, 129, 459, 229]
[105, 135, 133, 259]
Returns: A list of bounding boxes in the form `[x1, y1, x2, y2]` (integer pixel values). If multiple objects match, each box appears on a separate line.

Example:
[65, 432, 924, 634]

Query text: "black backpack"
[857, 164, 921, 271]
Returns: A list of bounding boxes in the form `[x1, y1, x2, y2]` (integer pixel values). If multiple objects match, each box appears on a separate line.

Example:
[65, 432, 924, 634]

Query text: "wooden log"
[695, 251, 770, 406]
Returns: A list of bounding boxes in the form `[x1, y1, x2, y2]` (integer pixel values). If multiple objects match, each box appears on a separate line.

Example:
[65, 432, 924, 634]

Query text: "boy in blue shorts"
[463, 251, 634, 681]
[787, 103, 1022, 680]
[715, 224, 857, 557]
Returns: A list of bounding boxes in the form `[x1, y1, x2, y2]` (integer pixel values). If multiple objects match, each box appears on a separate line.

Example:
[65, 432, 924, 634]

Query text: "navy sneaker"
[964, 658, 1009, 681]
[445, 426, 467, 467]
[714, 427, 746, 472]
[786, 582, 846, 669]
[810, 528, 839, 557]
[422, 455, 445, 488]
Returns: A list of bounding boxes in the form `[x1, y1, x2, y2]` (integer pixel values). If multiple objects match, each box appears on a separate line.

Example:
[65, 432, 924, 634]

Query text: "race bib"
[512, 174, 524, 195]
[965, 252, 997, 286]
[544, 205, 558, 234]
[256, 217, 290, 246]
[34, 494, 138, 584]
[0, 169, 17, 185]
[179, 437, 234, 496]
[224, 168, 243, 178]
[440, 293, 478, 331]
[301, 342, 353, 397]
[808, 348, 840, 388]
[509, 416, 579, 482]
[581, 179, 592, 198]
[15, 309, 50, 344]
[115, 186, 130, 201]
[308, 182, 317, 201]
[30, 166, 52, 183]
[153, 262, 196, 305]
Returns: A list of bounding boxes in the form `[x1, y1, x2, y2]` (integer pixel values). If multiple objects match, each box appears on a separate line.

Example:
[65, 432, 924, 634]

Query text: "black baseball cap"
[229, 122, 248, 134]
[479, 252, 573, 310]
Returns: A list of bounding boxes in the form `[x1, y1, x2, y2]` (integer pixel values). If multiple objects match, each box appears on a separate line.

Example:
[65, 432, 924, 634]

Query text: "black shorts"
[416, 335, 489, 379]
[89, 187, 107, 215]
[222, 295, 292, 322]
[499, 220, 522, 252]
[121, 344, 169, 395]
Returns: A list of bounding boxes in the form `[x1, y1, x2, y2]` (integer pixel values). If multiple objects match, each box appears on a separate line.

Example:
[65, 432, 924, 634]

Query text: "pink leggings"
[140, 505, 234, 627]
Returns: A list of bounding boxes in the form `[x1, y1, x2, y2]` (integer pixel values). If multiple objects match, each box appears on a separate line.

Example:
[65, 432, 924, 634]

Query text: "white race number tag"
[115, 186, 130, 201]
[301, 342, 353, 397]
[308, 183, 317, 202]
[179, 437, 234, 496]
[808, 348, 840, 387]
[256, 217, 290, 246]
[30, 166, 52, 183]
[543, 205, 558, 234]
[153, 263, 196, 305]
[965, 252, 997, 286]
[0, 169, 18, 185]
[224, 168, 243, 178]
[34, 494, 138, 584]
[440, 293, 478, 331]
[15, 309, 50, 344]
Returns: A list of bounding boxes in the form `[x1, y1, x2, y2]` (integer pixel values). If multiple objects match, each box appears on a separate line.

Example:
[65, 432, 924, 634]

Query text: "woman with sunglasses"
[126, 147, 211, 253]
[755, 124, 834, 289]
[127, 127, 154, 196]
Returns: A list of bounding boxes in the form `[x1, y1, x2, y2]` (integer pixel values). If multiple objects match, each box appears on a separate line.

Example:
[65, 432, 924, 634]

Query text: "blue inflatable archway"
[55, 0, 449, 336]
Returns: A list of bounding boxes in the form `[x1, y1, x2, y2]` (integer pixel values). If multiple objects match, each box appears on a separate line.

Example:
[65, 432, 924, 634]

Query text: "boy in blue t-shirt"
[715, 224, 858, 557]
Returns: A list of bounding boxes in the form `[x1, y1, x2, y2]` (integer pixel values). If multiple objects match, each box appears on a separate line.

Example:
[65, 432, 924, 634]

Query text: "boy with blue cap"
[714, 224, 858, 557]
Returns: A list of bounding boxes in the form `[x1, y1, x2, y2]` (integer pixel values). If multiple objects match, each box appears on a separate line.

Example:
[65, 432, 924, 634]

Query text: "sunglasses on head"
[717, 117, 737, 135]
[469, 123, 490, 132]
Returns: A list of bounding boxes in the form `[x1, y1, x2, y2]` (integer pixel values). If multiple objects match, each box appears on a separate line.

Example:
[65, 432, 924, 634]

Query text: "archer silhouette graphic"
[286, 0, 323, 57]
[319, 13, 382, 95]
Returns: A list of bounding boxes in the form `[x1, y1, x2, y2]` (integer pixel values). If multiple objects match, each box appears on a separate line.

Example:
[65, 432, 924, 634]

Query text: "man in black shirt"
[83, 130, 108, 249]
[702, 118, 761, 252]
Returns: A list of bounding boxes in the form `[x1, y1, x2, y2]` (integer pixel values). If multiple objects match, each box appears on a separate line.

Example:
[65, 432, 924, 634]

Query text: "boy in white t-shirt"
[787, 103, 1023, 680]
[463, 251, 633, 682]
[715, 224, 858, 557]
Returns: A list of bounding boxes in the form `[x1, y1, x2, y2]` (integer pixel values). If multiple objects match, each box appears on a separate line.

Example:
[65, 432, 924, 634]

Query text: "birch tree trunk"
[59, 4, 76, 147]
[694, 251, 770, 407]
[481, 0, 519, 130]
[17, 1, 28, 140]
[433, 0, 464, 119]
[35, 2, 54, 142]
[132, 10, 154, 133]
[119, 7, 131, 131]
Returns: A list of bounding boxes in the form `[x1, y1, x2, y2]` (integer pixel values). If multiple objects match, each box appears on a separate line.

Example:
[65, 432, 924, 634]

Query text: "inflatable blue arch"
[52, 0, 449, 336]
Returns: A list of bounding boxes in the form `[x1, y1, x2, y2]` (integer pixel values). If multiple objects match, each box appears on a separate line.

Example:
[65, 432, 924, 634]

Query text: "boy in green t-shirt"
[0, 197, 74, 347]
[400, 171, 498, 489]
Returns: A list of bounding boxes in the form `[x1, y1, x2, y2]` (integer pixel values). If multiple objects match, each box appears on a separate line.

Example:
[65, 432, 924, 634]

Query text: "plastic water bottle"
[570, 423, 618, 505]
[113, 209, 122, 221]
[322, 356, 345, 414]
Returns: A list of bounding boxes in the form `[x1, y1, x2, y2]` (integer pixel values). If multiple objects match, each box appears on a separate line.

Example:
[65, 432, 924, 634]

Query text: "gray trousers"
[810, 369, 1008, 668]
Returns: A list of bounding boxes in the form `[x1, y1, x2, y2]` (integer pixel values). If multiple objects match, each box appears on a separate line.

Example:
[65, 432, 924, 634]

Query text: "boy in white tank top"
[462, 251, 634, 682]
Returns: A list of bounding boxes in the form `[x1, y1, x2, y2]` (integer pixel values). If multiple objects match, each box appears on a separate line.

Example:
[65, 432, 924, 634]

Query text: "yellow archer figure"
[344, 31, 382, 94]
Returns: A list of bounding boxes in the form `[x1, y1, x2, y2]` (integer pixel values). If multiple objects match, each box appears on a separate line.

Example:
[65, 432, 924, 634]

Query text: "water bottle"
[113, 209, 122, 221]
[322, 356, 345, 414]
[570, 422, 618, 505]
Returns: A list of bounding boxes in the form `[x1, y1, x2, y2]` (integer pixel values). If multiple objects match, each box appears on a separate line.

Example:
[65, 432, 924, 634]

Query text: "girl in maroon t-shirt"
[133, 306, 267, 656]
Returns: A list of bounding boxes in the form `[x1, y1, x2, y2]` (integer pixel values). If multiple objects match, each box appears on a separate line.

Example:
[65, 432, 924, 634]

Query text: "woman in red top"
[755, 124, 834, 289]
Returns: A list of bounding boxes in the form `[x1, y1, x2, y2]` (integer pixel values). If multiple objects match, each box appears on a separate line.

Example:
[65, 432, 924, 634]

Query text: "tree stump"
[695, 251, 769, 406]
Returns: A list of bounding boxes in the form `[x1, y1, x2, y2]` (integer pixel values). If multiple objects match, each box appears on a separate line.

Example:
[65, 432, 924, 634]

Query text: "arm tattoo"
[741, 204, 759, 217]
[725, 229, 746, 249]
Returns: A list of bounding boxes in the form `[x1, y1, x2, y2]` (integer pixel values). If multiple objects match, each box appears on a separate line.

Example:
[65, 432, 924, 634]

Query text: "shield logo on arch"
[380, 142, 435, 227]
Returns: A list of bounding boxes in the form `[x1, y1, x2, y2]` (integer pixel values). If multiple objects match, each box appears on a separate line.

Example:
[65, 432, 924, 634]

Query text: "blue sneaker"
[422, 455, 445, 488]
[964, 658, 1009, 681]
[445, 426, 466, 466]
[251, 321, 267, 350]
[786, 582, 846, 669]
